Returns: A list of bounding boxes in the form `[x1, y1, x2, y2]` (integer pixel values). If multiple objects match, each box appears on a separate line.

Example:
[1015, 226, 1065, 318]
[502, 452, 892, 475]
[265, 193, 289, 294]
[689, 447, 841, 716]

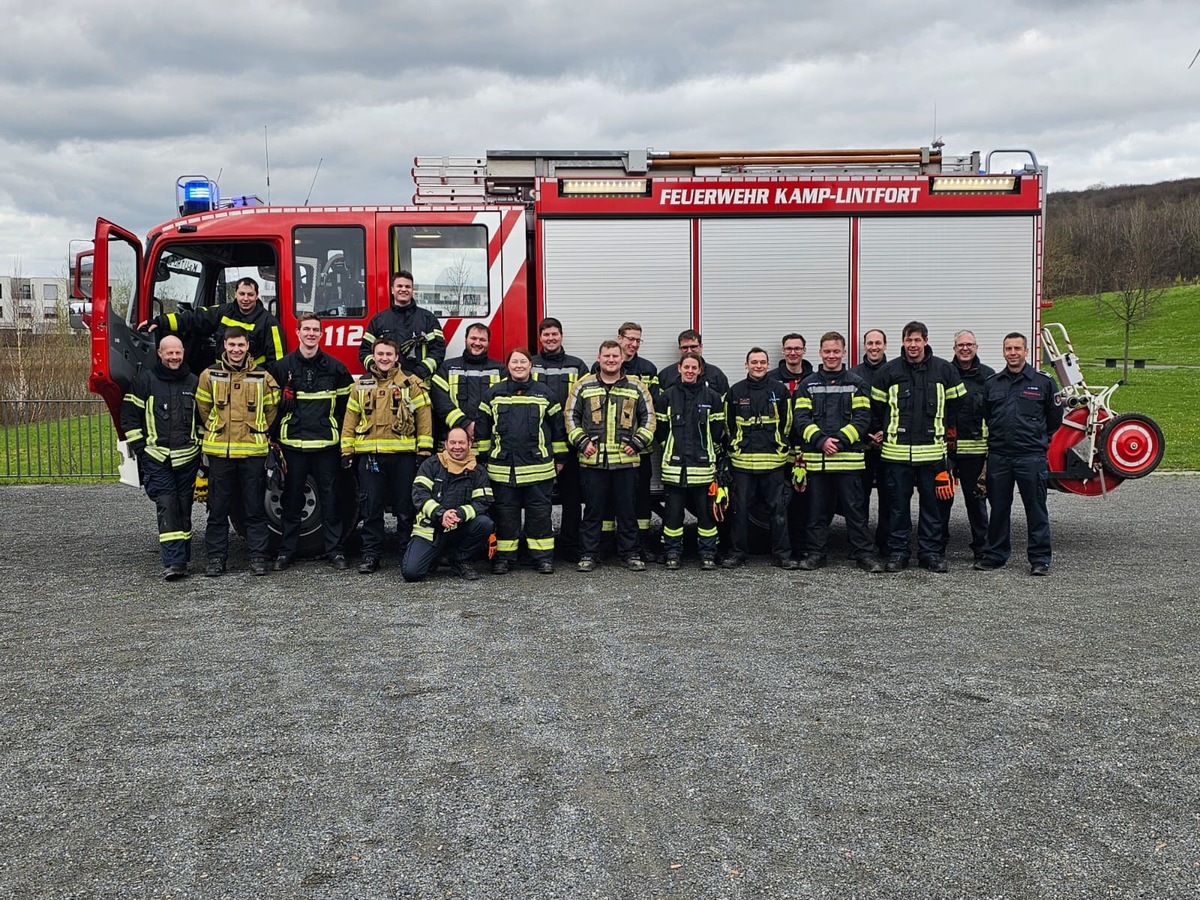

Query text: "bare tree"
[1101, 202, 1170, 380]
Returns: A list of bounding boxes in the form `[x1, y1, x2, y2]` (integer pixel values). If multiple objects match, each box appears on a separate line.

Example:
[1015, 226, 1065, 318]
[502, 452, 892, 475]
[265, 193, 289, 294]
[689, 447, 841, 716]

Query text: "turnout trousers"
[205, 455, 270, 561]
[806, 470, 874, 561]
[662, 482, 718, 560]
[581, 466, 639, 561]
[402, 515, 496, 582]
[279, 446, 344, 558]
[981, 453, 1051, 567]
[884, 460, 951, 562]
[357, 452, 419, 559]
[942, 453, 989, 558]
[492, 479, 555, 564]
[730, 466, 792, 561]
[140, 455, 198, 567]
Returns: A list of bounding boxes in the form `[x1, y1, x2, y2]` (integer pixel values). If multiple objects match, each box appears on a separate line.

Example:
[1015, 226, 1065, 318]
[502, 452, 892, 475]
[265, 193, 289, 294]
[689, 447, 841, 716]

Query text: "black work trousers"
[140, 455, 198, 567]
[884, 461, 951, 561]
[731, 466, 792, 561]
[357, 452, 419, 559]
[206, 455, 269, 561]
[402, 514, 495, 582]
[981, 453, 1052, 566]
[859, 448, 892, 556]
[806, 470, 874, 561]
[492, 479, 555, 564]
[581, 466, 639, 561]
[279, 445, 344, 558]
[555, 454, 583, 559]
[943, 452, 989, 557]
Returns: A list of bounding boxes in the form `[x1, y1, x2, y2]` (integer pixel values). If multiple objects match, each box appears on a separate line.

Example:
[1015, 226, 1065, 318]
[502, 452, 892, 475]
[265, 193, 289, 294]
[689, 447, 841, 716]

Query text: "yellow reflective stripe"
[159, 530, 192, 542]
[662, 525, 684, 538]
[495, 539, 520, 552]
[526, 537, 554, 550]
[220, 315, 257, 331]
[125, 395, 146, 409]
[271, 326, 283, 361]
[840, 425, 860, 443]
[166, 313, 179, 329]
[881, 442, 946, 463]
[851, 396, 871, 409]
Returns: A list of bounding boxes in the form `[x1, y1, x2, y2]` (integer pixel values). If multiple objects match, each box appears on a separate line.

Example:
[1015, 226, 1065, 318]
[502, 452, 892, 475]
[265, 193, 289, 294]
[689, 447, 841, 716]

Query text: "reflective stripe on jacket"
[340, 366, 433, 455]
[195, 358, 280, 458]
[793, 366, 871, 472]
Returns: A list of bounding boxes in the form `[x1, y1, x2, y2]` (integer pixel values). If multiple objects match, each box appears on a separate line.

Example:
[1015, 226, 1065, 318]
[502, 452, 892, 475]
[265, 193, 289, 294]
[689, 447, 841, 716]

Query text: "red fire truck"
[76, 142, 1169, 540]
[80, 144, 1047, 431]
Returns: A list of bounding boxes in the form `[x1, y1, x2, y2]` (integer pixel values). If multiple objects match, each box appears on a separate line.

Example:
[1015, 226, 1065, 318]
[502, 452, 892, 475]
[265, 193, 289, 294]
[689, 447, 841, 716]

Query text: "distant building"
[0, 276, 70, 333]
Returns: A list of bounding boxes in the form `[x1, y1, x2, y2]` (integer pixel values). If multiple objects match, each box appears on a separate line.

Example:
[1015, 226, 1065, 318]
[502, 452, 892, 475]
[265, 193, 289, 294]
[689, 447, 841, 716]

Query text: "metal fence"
[0, 399, 121, 481]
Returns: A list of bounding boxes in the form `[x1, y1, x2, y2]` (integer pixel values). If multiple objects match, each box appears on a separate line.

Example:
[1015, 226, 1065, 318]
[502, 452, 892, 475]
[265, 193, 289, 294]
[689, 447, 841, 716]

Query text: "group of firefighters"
[122, 270, 1062, 582]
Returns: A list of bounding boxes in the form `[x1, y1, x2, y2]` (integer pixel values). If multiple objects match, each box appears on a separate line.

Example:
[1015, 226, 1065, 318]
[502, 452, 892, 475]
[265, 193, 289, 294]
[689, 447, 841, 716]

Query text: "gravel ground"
[1, 477, 1198, 900]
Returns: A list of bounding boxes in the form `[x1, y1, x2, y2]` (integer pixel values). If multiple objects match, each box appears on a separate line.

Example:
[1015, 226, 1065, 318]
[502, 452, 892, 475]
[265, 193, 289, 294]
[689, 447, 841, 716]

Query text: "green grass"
[1043, 284, 1199, 470]
[0, 411, 121, 482]
[1045, 285, 1200, 365]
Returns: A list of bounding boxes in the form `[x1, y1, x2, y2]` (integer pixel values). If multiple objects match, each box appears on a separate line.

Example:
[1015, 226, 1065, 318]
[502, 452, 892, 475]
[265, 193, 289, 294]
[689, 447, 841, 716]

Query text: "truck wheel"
[1098, 413, 1165, 479]
[264, 476, 325, 555]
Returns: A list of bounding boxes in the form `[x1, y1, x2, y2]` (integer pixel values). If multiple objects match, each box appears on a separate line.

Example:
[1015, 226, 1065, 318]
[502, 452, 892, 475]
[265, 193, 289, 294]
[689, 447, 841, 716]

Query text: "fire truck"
[75, 143, 1163, 542]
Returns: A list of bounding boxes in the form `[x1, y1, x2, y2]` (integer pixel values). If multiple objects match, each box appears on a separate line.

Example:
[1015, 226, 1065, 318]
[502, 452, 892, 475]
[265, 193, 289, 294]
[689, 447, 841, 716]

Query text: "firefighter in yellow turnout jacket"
[476, 348, 568, 575]
[566, 340, 655, 572]
[341, 338, 434, 573]
[792, 332, 884, 572]
[194, 326, 281, 576]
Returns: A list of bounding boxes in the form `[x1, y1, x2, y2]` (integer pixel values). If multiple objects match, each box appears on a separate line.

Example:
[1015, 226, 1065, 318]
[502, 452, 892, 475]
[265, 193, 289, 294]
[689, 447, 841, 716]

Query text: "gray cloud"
[3, 0, 1200, 274]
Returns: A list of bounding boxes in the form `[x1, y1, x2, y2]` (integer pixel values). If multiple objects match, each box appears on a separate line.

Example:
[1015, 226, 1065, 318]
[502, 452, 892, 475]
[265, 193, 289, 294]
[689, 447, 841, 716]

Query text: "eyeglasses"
[679, 343, 700, 351]
[955, 342, 977, 348]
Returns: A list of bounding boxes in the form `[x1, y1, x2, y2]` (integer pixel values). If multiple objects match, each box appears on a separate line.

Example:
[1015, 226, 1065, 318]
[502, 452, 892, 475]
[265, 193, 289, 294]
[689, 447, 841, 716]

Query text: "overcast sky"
[3, 0, 1198, 277]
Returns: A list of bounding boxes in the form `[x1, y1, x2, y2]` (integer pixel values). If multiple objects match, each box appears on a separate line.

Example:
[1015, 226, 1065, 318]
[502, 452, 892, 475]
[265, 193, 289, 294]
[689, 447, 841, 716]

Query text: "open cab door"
[87, 220, 151, 485]
[87, 219, 151, 425]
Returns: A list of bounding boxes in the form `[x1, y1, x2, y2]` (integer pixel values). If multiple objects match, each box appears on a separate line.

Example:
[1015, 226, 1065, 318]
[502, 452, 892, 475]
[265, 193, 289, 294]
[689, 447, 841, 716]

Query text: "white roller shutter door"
[699, 218, 851, 377]
[541, 219, 692, 370]
[858, 217, 1036, 370]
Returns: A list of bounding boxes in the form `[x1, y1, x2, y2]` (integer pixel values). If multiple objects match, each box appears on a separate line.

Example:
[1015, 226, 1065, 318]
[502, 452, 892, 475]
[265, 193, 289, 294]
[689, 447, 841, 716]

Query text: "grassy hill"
[1042, 285, 1199, 470]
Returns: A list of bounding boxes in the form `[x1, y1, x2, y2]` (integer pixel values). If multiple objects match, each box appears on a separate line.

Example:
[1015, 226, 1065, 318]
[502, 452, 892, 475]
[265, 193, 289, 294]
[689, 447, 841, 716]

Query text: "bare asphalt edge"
[0, 477, 1197, 899]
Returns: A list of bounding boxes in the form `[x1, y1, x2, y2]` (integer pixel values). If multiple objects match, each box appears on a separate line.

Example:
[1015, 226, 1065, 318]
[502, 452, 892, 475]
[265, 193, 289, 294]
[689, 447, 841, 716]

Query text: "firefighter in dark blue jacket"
[870, 321, 965, 573]
[793, 332, 883, 572]
[531, 317, 590, 561]
[975, 332, 1063, 576]
[942, 330, 996, 559]
[657, 352, 725, 570]
[402, 426, 495, 582]
[269, 313, 354, 570]
[359, 271, 446, 380]
[120, 335, 200, 580]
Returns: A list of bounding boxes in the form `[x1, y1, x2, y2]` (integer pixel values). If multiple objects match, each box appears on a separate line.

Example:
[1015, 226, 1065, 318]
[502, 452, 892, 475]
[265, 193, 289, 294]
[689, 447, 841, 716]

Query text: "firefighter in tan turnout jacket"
[341, 337, 434, 573]
[194, 326, 281, 577]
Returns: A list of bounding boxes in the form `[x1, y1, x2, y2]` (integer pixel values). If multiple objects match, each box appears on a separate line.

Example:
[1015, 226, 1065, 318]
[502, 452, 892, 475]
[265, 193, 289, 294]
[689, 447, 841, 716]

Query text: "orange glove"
[935, 466, 956, 501]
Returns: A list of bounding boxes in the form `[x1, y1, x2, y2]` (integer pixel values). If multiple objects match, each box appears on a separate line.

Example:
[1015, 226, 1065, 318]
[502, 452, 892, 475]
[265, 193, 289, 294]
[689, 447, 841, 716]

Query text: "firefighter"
[657, 329, 730, 397]
[722, 347, 797, 569]
[531, 317, 590, 561]
[120, 335, 200, 580]
[657, 352, 724, 570]
[358, 270, 445, 381]
[870, 321, 965, 573]
[775, 332, 814, 561]
[850, 328, 891, 556]
[476, 347, 567, 575]
[792, 331, 883, 573]
[942, 329, 995, 560]
[402, 426, 495, 582]
[270, 313, 354, 571]
[431, 322, 506, 447]
[567, 339, 655, 572]
[593, 322, 659, 561]
[340, 337, 434, 574]
[142, 276, 285, 371]
[975, 332, 1062, 576]
[194, 327, 281, 577]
